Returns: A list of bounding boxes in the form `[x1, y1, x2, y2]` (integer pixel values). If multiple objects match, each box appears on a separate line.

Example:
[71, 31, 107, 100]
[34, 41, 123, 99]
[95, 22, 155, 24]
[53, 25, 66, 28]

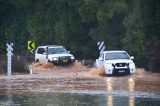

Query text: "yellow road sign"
[28, 41, 36, 50]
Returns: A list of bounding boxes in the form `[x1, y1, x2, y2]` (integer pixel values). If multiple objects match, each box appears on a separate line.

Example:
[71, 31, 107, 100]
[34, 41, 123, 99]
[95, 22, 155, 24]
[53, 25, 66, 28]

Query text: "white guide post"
[6, 43, 13, 76]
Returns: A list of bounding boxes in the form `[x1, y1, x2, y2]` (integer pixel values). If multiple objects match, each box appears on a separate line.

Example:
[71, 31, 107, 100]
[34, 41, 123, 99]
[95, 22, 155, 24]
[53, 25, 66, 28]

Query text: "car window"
[37, 48, 45, 54]
[48, 47, 67, 54]
[105, 52, 129, 60]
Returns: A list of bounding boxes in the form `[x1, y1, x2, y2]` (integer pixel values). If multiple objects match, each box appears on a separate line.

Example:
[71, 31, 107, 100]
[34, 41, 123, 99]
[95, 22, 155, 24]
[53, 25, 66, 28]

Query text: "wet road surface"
[0, 92, 160, 106]
[0, 62, 160, 105]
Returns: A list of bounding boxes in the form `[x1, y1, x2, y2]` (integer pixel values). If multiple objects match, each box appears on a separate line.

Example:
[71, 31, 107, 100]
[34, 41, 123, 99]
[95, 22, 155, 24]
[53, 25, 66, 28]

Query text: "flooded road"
[0, 62, 160, 105]
[0, 92, 160, 106]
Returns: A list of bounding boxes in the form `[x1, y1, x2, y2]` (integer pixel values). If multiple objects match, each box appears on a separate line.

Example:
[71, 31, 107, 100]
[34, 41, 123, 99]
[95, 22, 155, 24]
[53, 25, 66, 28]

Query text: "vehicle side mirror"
[99, 57, 103, 61]
[130, 56, 134, 60]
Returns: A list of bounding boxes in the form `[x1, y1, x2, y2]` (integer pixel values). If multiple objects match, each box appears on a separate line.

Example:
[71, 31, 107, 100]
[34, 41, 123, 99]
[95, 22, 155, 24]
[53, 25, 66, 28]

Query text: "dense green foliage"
[0, 0, 160, 72]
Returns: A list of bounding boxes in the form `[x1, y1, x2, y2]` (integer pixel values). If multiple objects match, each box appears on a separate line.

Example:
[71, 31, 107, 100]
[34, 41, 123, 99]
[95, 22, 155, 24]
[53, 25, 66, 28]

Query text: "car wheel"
[126, 70, 130, 75]
[35, 59, 39, 63]
[48, 60, 52, 63]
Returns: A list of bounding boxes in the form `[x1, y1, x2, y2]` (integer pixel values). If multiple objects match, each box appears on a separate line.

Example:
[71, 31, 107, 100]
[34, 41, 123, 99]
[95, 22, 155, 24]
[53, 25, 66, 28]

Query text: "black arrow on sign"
[29, 41, 34, 49]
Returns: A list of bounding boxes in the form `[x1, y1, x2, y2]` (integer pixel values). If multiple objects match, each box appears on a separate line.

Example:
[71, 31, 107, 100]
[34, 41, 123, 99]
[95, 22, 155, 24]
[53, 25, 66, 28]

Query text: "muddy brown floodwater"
[0, 61, 160, 105]
[0, 61, 160, 95]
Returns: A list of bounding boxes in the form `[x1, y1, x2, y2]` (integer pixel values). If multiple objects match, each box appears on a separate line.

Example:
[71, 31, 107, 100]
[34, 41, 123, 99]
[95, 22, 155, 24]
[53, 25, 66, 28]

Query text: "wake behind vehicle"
[96, 50, 136, 75]
[35, 45, 75, 65]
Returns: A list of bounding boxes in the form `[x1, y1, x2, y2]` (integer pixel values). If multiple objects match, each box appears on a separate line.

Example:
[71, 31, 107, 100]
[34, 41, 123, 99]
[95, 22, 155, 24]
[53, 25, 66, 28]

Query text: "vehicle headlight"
[53, 57, 59, 61]
[71, 56, 75, 60]
[130, 62, 135, 67]
[105, 63, 112, 67]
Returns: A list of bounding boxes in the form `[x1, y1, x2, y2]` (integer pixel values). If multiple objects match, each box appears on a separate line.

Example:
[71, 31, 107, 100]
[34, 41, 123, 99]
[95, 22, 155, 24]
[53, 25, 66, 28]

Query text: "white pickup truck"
[96, 50, 136, 75]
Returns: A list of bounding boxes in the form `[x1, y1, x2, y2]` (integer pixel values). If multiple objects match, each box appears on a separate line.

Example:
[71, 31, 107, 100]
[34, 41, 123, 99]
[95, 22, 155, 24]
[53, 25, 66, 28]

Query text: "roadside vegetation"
[0, 55, 29, 74]
[0, 0, 160, 72]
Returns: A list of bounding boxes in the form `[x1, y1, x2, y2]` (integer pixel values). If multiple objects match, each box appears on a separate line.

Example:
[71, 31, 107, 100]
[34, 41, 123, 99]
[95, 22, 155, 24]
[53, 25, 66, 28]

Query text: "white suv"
[35, 45, 75, 65]
[96, 51, 136, 75]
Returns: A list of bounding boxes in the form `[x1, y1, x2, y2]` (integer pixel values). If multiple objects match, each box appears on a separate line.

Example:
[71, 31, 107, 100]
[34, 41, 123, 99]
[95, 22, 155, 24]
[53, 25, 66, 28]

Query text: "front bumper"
[104, 64, 136, 75]
[52, 56, 75, 65]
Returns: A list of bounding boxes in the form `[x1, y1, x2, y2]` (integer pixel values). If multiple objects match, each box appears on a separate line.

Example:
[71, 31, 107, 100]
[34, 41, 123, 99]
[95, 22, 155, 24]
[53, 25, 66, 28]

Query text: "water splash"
[32, 63, 55, 71]
[89, 67, 106, 76]
[135, 68, 146, 75]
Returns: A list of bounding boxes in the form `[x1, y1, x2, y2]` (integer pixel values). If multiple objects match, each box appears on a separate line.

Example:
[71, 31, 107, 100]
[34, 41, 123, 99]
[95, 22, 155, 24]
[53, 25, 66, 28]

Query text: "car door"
[41, 48, 48, 63]
[35, 48, 42, 62]
[99, 53, 105, 68]
[96, 53, 104, 68]
[36, 48, 47, 63]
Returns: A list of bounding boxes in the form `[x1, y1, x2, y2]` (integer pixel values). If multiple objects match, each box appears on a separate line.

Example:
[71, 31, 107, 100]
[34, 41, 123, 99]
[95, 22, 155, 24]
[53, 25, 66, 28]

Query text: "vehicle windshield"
[48, 47, 68, 54]
[105, 52, 130, 60]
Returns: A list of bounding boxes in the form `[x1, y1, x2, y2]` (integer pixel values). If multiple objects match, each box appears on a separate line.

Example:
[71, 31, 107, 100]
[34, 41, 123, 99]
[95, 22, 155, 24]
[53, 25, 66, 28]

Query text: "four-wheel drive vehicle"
[35, 45, 75, 65]
[96, 51, 136, 75]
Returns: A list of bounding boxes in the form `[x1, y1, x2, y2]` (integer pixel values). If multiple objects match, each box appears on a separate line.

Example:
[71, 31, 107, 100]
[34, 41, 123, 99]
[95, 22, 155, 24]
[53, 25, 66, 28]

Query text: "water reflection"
[128, 78, 135, 106]
[0, 92, 160, 106]
[5, 78, 14, 105]
[128, 78, 135, 92]
[0, 77, 159, 106]
[106, 78, 113, 106]
[106, 78, 113, 91]
[105, 78, 136, 106]
[107, 96, 113, 106]
[129, 96, 135, 106]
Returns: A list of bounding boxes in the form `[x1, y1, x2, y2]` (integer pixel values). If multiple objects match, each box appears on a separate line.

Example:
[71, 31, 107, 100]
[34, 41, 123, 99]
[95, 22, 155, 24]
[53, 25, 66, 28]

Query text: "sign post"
[6, 43, 13, 76]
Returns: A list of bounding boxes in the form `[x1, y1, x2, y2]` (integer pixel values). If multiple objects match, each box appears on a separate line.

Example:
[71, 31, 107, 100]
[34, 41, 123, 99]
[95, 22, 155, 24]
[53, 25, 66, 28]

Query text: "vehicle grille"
[115, 63, 126, 67]
[59, 56, 70, 60]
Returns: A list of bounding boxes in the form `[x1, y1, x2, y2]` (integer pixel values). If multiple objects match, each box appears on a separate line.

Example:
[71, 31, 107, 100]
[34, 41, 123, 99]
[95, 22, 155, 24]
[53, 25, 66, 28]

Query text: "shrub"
[12, 55, 30, 74]
[0, 55, 7, 74]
